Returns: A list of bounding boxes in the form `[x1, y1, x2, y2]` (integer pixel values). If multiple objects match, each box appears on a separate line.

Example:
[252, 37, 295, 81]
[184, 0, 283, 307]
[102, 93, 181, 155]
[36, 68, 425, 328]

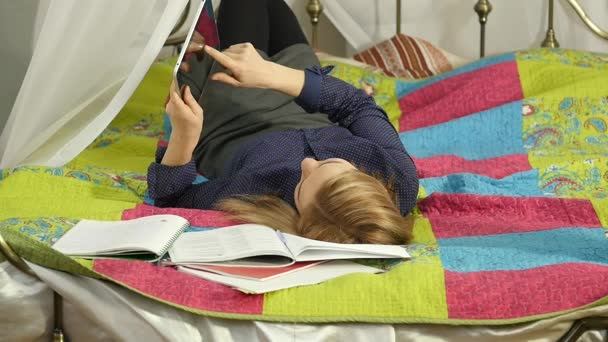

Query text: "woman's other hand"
[204, 43, 273, 89]
[166, 82, 204, 143]
[161, 82, 204, 166]
[204, 43, 305, 97]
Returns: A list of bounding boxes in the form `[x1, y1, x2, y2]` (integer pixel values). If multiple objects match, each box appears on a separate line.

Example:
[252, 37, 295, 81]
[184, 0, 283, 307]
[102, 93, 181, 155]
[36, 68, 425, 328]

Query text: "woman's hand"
[161, 83, 204, 166]
[204, 43, 273, 88]
[205, 43, 305, 97]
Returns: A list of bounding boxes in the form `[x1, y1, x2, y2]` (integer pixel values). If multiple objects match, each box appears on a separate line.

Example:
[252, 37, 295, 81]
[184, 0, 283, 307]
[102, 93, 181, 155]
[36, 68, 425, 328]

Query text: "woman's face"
[294, 158, 356, 213]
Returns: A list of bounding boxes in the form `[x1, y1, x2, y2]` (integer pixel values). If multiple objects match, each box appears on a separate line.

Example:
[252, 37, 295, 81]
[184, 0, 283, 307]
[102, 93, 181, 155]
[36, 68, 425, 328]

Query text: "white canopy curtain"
[0, 0, 188, 169]
[321, 0, 608, 59]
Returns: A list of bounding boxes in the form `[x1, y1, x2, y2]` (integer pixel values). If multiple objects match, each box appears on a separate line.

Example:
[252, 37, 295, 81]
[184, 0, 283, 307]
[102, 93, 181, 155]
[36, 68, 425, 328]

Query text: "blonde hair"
[215, 170, 414, 244]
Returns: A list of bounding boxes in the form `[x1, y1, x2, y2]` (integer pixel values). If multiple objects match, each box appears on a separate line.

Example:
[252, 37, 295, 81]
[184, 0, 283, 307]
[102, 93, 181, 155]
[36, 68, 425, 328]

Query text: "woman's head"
[217, 159, 414, 245]
[295, 158, 356, 213]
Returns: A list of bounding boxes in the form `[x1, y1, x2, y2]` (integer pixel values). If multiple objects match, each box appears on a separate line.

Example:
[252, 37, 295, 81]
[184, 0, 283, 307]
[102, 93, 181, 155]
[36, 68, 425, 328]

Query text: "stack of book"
[52, 215, 410, 294]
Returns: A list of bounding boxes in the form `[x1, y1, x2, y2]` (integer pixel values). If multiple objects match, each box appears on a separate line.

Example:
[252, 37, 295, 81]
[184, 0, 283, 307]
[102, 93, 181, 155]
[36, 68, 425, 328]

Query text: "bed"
[1, 0, 608, 341]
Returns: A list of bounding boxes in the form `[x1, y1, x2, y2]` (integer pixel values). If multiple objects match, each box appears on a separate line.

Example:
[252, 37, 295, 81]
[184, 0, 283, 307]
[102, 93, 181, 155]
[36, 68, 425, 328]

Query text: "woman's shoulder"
[224, 161, 300, 204]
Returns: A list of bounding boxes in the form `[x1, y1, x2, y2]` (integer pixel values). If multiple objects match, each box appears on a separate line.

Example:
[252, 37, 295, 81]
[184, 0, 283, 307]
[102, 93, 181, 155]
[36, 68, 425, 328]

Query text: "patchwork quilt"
[1, 48, 607, 324]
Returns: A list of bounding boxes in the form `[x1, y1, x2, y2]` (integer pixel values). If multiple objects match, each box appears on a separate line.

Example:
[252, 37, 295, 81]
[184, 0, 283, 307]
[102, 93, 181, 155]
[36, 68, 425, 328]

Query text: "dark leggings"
[217, 0, 309, 56]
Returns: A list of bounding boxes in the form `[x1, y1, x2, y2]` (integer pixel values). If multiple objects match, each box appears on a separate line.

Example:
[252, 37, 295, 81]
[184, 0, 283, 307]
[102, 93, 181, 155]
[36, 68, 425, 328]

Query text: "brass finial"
[306, 0, 323, 49]
[474, 0, 493, 24]
[542, 0, 560, 48]
[474, 0, 493, 57]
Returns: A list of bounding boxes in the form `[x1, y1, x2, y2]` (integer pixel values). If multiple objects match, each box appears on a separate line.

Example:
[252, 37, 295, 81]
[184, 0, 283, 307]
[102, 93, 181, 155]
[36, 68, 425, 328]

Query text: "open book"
[167, 224, 410, 267]
[52, 215, 189, 262]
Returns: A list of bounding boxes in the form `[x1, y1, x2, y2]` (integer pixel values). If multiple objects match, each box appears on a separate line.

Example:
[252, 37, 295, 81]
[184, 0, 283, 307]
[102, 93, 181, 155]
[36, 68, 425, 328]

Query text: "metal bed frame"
[307, 0, 608, 58]
[1, 0, 607, 341]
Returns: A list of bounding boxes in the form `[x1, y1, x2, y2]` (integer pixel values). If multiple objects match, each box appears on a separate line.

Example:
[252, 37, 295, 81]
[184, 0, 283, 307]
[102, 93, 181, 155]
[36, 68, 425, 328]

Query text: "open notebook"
[52, 215, 189, 262]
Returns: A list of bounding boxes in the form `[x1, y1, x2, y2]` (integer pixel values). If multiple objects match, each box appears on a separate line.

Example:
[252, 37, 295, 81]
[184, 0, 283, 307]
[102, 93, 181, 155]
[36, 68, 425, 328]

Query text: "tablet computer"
[172, 0, 219, 99]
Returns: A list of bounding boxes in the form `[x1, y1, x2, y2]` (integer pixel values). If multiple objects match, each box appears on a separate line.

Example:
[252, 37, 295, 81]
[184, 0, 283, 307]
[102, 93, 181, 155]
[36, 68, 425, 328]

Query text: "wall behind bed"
[319, 0, 608, 59]
[164, 0, 606, 62]
[284, 0, 348, 57]
[0, 0, 39, 138]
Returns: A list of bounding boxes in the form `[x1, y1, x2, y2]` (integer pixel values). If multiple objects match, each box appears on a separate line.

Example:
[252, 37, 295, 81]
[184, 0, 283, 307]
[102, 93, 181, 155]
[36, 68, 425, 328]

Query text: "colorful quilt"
[1, 48, 607, 325]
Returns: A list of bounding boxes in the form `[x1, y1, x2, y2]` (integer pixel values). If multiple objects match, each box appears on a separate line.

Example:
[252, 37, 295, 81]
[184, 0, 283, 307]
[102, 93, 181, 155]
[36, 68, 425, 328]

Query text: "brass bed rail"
[307, 0, 608, 57]
[564, 0, 608, 41]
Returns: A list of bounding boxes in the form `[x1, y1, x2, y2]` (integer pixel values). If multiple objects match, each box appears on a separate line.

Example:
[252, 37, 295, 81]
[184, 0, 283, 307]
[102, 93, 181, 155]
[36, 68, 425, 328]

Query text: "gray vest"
[177, 43, 333, 178]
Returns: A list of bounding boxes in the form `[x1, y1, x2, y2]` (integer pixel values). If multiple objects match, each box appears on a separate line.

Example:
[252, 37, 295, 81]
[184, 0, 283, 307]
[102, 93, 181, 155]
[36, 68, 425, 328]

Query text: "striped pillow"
[353, 34, 469, 79]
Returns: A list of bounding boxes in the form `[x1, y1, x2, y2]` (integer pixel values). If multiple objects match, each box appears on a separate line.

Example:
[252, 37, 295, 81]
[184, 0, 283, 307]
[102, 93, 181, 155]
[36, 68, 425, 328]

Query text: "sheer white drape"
[0, 0, 188, 169]
[321, 0, 608, 58]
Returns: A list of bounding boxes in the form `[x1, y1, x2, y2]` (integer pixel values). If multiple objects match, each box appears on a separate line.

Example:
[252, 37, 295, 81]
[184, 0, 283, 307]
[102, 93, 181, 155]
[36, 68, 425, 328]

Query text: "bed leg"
[557, 317, 608, 342]
[53, 291, 65, 342]
[474, 0, 492, 58]
[541, 0, 560, 48]
[0, 231, 66, 341]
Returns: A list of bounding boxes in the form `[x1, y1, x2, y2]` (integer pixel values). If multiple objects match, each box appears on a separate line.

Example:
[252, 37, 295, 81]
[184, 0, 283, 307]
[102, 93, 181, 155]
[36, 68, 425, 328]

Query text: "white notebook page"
[282, 233, 410, 261]
[168, 224, 291, 263]
[52, 215, 189, 256]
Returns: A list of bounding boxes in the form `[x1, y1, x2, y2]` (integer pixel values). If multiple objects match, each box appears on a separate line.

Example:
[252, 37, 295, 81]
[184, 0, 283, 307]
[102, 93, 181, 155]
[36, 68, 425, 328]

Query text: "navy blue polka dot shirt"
[147, 66, 419, 215]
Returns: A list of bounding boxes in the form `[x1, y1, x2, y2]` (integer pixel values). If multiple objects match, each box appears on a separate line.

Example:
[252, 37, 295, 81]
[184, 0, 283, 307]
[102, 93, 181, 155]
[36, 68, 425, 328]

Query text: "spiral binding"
[158, 220, 190, 257]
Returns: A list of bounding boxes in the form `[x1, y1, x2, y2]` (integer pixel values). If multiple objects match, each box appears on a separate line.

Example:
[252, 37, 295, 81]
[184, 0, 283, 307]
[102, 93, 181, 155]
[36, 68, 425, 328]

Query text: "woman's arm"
[148, 162, 249, 209]
[148, 148, 263, 210]
[204, 44, 404, 152]
[296, 68, 405, 153]
[147, 83, 204, 204]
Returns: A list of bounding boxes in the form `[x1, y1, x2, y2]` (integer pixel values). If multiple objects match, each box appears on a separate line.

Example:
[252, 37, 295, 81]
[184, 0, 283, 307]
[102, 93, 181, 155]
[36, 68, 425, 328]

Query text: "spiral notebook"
[52, 215, 189, 262]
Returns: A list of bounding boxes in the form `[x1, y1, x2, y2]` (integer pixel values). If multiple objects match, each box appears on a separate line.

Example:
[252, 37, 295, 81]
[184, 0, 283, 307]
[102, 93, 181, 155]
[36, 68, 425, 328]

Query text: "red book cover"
[183, 261, 326, 281]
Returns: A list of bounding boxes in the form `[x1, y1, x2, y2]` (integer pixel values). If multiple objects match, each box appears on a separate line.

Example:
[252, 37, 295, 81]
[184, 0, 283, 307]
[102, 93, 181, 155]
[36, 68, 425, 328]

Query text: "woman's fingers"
[186, 42, 205, 54]
[210, 72, 242, 87]
[204, 45, 236, 70]
[169, 80, 181, 102]
[222, 51, 242, 61]
[182, 86, 203, 118]
[228, 43, 252, 50]
[186, 32, 205, 54]
[168, 81, 190, 113]
[179, 61, 191, 73]
[204, 42, 270, 89]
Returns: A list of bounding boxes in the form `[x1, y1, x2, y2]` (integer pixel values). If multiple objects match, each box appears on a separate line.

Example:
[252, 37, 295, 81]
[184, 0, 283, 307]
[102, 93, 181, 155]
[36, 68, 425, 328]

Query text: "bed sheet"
[1, 49, 608, 329]
[1, 260, 606, 342]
